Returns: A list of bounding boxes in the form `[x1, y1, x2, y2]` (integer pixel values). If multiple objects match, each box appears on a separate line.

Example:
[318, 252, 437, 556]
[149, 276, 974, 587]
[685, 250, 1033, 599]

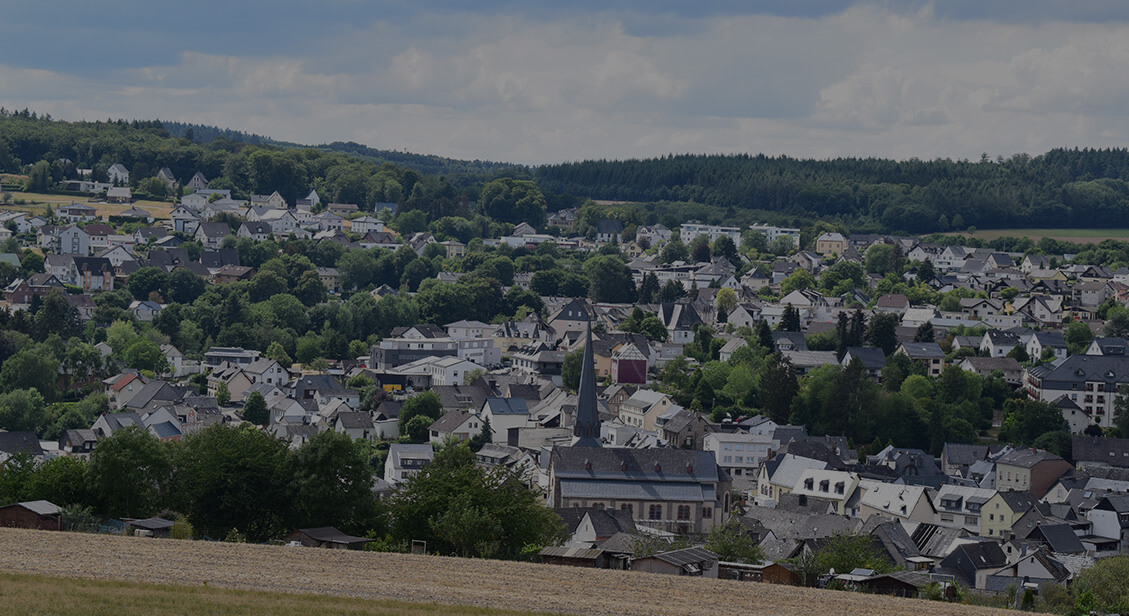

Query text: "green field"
[0, 573, 542, 616]
[960, 228, 1129, 243]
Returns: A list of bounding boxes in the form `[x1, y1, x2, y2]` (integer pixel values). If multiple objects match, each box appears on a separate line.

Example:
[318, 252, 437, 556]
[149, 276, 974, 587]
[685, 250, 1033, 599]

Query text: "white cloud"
[5, 6, 1129, 163]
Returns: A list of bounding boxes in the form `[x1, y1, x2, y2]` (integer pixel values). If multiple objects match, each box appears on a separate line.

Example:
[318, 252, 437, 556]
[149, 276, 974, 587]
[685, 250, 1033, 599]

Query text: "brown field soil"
[0, 191, 173, 219]
[0, 528, 1011, 616]
[960, 228, 1129, 244]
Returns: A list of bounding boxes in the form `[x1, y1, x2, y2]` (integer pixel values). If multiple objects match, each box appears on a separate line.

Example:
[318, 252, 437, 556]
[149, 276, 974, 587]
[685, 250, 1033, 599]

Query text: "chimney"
[620, 461, 627, 471]
[686, 463, 694, 474]
[584, 459, 591, 471]
[654, 462, 661, 472]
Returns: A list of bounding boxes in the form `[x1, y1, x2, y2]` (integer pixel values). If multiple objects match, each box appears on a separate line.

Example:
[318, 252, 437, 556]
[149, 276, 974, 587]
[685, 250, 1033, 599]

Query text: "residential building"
[994, 449, 1072, 498]
[384, 443, 434, 485]
[815, 232, 846, 257]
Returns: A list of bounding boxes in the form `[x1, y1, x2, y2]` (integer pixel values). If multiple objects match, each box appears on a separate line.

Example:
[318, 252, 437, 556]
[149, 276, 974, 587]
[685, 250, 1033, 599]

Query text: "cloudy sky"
[3, 2, 1129, 164]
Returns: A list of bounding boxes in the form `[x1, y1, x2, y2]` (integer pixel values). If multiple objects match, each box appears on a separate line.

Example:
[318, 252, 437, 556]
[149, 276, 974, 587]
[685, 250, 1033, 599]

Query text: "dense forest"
[536, 150, 1129, 234]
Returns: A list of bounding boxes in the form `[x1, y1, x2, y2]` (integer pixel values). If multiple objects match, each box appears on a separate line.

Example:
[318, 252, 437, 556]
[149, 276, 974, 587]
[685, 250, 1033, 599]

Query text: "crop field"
[961, 228, 1129, 244]
[0, 529, 1010, 616]
[0, 191, 173, 220]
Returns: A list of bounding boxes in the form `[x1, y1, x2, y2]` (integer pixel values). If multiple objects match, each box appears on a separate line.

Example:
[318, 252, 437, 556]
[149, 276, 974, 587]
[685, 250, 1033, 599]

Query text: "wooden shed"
[0, 500, 63, 530]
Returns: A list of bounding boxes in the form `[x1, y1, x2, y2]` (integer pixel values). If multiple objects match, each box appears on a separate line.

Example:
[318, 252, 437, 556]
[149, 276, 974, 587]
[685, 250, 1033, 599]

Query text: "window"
[621, 504, 633, 516]
[703, 507, 712, 519]
[592, 503, 605, 510]
[648, 505, 662, 520]
[676, 505, 691, 520]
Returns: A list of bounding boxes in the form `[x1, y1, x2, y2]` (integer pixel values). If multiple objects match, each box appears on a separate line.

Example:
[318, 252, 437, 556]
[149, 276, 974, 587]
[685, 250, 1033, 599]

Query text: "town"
[3, 156, 1129, 612]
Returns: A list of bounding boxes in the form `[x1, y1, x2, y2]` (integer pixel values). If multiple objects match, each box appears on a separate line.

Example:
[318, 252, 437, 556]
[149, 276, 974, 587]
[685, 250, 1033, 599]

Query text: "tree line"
[535, 149, 1129, 234]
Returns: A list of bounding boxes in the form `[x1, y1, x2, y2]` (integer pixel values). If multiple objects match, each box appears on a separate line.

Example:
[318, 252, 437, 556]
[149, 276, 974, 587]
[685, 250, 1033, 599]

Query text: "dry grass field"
[0, 191, 173, 219]
[0, 573, 540, 616]
[0, 528, 1012, 616]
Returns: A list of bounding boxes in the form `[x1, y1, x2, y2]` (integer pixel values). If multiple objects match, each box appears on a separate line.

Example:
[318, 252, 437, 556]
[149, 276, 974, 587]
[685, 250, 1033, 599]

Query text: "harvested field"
[0, 573, 541, 616]
[0, 528, 1009, 616]
[0, 191, 173, 219]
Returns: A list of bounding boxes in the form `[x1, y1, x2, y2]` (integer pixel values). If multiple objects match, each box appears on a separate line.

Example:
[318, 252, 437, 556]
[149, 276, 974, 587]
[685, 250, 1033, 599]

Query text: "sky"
[4, 1, 1129, 164]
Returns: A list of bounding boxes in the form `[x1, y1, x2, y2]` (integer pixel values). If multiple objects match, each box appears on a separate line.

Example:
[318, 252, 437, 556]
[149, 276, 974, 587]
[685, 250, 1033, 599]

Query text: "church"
[546, 323, 731, 534]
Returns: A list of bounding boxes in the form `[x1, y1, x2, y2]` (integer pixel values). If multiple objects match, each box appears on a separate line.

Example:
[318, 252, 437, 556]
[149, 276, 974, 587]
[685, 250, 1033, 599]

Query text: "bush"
[170, 517, 194, 540]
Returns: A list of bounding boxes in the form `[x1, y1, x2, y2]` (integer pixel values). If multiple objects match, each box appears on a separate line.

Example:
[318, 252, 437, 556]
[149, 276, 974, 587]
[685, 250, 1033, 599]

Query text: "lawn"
[0, 573, 540, 616]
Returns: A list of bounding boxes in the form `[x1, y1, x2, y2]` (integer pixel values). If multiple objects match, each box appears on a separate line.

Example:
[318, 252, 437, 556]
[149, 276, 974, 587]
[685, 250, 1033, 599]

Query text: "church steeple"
[572, 320, 601, 447]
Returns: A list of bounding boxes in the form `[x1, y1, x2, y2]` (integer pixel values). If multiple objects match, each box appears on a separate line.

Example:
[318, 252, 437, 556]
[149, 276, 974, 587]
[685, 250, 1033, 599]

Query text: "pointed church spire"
[572, 320, 601, 447]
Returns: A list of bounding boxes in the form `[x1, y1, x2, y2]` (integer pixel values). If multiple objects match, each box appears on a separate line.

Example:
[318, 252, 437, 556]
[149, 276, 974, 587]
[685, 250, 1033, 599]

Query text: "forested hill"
[164, 122, 522, 177]
[0, 110, 519, 210]
[535, 150, 1129, 234]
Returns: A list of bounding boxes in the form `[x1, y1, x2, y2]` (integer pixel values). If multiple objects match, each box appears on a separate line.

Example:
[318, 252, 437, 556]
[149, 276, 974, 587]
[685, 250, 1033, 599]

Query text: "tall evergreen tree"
[778, 304, 801, 332]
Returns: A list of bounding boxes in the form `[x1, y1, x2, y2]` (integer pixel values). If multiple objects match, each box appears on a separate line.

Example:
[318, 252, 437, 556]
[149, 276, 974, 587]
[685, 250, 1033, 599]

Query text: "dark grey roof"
[197, 222, 231, 238]
[772, 331, 809, 351]
[1073, 436, 1129, 467]
[1029, 523, 1085, 554]
[294, 526, 374, 545]
[985, 330, 1020, 344]
[128, 517, 175, 530]
[429, 409, 476, 432]
[998, 491, 1038, 513]
[1040, 354, 1129, 387]
[336, 412, 374, 430]
[649, 547, 718, 567]
[390, 324, 446, 338]
[199, 248, 240, 268]
[573, 323, 601, 447]
[942, 443, 992, 467]
[433, 384, 492, 411]
[898, 342, 945, 359]
[484, 397, 529, 416]
[1094, 494, 1129, 513]
[0, 431, 43, 456]
[955, 541, 1007, 569]
[552, 447, 719, 483]
[374, 400, 402, 420]
[842, 346, 885, 368]
[998, 448, 1065, 469]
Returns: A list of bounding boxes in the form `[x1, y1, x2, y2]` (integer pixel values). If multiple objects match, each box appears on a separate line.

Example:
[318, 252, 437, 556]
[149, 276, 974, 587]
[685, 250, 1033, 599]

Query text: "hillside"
[0, 529, 1009, 616]
[535, 149, 1129, 234]
[164, 121, 523, 177]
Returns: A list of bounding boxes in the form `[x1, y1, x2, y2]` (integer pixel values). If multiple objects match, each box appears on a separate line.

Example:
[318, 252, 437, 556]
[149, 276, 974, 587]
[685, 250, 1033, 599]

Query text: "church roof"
[572, 322, 601, 447]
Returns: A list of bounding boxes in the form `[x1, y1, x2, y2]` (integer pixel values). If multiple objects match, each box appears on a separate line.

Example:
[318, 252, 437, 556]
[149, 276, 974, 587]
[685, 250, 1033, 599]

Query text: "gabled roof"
[429, 409, 477, 433]
[842, 346, 886, 369]
[293, 526, 374, 546]
[1028, 523, 1085, 554]
[998, 448, 1066, 469]
[0, 431, 44, 456]
[10, 500, 61, 516]
[897, 342, 945, 359]
[552, 447, 719, 483]
[1073, 436, 1129, 466]
[335, 412, 374, 430]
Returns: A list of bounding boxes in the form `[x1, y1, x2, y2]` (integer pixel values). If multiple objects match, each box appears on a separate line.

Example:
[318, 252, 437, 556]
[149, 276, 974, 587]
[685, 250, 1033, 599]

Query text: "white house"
[384, 443, 434, 485]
